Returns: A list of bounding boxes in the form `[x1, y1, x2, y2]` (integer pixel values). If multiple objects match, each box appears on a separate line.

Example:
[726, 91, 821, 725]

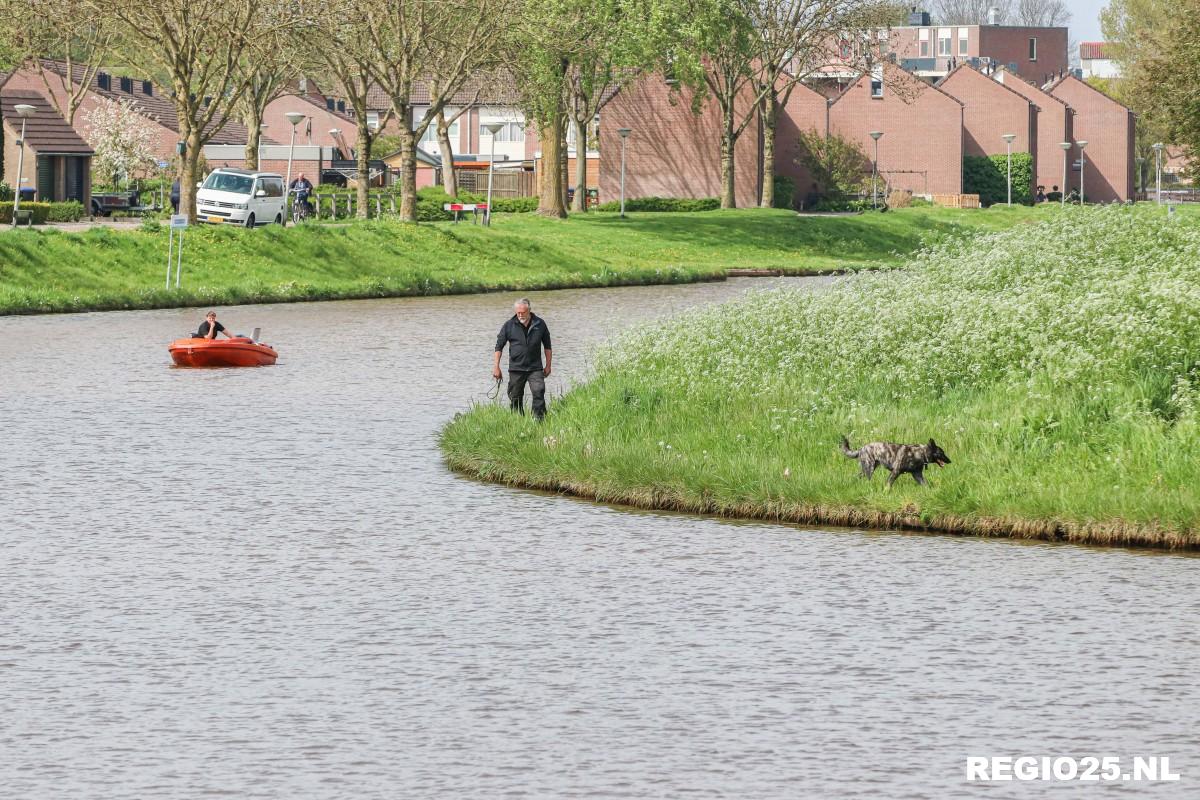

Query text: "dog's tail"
[839, 435, 859, 458]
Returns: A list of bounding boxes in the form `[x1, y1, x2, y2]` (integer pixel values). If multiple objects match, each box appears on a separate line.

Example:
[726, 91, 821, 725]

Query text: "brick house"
[1, 89, 92, 205]
[1047, 74, 1136, 203]
[1, 60, 249, 169]
[887, 16, 1069, 82]
[598, 71, 761, 207]
[828, 66, 964, 196]
[775, 81, 832, 199]
[937, 64, 1037, 196]
[993, 67, 1074, 195]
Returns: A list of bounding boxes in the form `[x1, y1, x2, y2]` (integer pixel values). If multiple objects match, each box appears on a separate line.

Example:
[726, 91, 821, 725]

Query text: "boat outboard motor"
[251, 327, 261, 342]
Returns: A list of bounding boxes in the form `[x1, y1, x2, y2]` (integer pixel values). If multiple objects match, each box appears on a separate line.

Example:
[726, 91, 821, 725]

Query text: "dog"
[840, 435, 951, 488]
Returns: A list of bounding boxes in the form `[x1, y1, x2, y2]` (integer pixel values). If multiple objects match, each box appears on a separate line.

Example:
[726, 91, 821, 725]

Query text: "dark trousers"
[507, 369, 546, 419]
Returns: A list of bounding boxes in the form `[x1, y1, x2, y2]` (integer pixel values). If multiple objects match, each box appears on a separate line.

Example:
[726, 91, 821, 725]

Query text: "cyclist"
[289, 173, 314, 220]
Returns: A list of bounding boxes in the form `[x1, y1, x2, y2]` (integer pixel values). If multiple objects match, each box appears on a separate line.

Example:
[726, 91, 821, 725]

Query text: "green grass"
[0, 205, 1056, 315]
[442, 205, 1200, 550]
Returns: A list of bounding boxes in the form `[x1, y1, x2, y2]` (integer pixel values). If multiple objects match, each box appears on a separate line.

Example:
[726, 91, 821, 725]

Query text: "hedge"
[593, 196, 721, 212]
[772, 175, 797, 209]
[963, 152, 1033, 206]
[0, 200, 86, 224]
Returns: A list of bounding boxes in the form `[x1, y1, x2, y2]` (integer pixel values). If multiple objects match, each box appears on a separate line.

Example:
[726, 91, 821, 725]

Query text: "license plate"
[207, 216, 223, 223]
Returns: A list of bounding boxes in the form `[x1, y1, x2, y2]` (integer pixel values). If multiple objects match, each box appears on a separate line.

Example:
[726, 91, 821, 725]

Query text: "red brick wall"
[262, 95, 356, 149]
[993, 69, 1073, 194]
[937, 65, 1037, 196]
[1048, 75, 1135, 202]
[775, 82, 829, 197]
[599, 73, 761, 207]
[977, 26, 1069, 82]
[828, 68, 963, 196]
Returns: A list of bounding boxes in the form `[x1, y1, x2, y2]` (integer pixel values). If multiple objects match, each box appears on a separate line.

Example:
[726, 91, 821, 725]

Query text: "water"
[1, 279, 1196, 799]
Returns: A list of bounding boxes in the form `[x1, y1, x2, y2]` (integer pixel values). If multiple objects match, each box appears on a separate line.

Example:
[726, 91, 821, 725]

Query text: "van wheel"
[244, 213, 255, 229]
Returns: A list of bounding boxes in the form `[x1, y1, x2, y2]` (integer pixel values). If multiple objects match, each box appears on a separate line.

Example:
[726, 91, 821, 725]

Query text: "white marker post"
[166, 214, 188, 289]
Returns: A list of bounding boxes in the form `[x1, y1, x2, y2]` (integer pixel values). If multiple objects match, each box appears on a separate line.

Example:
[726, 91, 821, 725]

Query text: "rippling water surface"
[1, 278, 1197, 798]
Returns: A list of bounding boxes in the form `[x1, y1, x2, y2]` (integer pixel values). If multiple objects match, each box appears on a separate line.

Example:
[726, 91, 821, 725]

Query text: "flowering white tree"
[82, 97, 158, 185]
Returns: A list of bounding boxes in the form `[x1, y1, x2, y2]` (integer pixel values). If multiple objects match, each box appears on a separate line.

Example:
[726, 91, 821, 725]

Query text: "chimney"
[987, 6, 1000, 24]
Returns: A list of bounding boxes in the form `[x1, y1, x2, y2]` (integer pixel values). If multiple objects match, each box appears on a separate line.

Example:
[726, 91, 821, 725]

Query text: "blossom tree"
[82, 97, 157, 186]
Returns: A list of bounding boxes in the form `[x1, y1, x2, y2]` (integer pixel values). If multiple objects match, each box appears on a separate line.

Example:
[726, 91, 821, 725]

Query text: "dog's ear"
[928, 438, 937, 448]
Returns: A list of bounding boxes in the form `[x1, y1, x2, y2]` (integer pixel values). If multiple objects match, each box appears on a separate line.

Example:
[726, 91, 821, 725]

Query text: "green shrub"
[490, 196, 539, 213]
[46, 201, 85, 222]
[593, 196, 721, 212]
[772, 175, 797, 209]
[963, 152, 1033, 206]
[794, 130, 870, 198]
[0, 202, 51, 224]
[0, 182, 13, 201]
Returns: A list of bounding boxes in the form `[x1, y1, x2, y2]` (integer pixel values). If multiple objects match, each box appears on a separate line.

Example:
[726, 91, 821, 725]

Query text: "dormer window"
[119, 76, 133, 93]
[337, 100, 346, 113]
[326, 97, 335, 110]
[142, 80, 152, 96]
[97, 72, 111, 90]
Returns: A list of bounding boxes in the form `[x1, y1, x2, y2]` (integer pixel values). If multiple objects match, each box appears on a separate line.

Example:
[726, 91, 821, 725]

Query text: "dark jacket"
[496, 313, 551, 372]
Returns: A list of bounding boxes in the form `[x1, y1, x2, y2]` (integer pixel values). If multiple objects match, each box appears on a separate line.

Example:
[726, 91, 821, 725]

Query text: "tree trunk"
[180, 127, 203, 223]
[559, 114, 569, 211]
[720, 104, 736, 209]
[437, 109, 457, 198]
[244, 116, 261, 171]
[398, 126, 419, 222]
[760, 97, 776, 208]
[571, 117, 588, 212]
[537, 113, 567, 218]
[356, 125, 372, 218]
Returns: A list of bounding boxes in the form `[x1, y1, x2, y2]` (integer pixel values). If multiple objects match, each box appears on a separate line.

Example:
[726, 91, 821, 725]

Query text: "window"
[839, 39, 851, 59]
[1028, 37, 1037, 61]
[420, 115, 459, 145]
[259, 177, 284, 198]
[958, 28, 969, 56]
[203, 172, 253, 194]
[366, 111, 379, 130]
[142, 80, 152, 96]
[937, 28, 952, 57]
[480, 121, 524, 143]
[918, 28, 930, 58]
[870, 66, 883, 98]
[336, 100, 345, 113]
[566, 117, 599, 149]
[97, 72, 111, 91]
[119, 76, 133, 93]
[326, 97, 335, 111]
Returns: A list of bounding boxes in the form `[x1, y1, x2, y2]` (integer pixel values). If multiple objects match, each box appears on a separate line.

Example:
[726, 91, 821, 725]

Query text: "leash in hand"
[487, 372, 503, 401]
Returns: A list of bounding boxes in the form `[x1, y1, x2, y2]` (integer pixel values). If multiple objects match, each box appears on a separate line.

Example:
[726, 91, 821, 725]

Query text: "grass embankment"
[443, 205, 1200, 550]
[0, 205, 1050, 315]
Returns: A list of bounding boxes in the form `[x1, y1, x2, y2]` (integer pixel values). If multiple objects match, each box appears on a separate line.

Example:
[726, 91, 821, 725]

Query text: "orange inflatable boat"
[168, 336, 278, 367]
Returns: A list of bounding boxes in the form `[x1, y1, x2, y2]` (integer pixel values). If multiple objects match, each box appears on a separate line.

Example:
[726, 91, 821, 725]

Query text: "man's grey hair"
[514, 298, 532, 309]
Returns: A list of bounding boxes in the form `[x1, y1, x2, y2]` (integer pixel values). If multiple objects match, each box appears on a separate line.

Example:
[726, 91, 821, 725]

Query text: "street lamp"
[1076, 140, 1088, 205]
[11, 103, 35, 228]
[617, 127, 632, 217]
[484, 121, 504, 225]
[1059, 141, 1071, 207]
[1001, 133, 1017, 206]
[1135, 156, 1145, 198]
[1152, 142, 1164, 205]
[283, 111, 306, 225]
[868, 131, 883, 209]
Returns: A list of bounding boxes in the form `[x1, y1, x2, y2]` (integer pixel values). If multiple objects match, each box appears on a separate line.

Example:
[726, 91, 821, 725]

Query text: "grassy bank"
[442, 205, 1200, 550]
[0, 205, 1052, 315]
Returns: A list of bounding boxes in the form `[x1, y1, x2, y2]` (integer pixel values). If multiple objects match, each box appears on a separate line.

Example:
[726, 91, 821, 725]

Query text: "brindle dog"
[840, 436, 951, 488]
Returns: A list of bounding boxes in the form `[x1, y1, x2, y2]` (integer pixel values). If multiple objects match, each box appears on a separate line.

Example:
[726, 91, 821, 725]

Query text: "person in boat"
[196, 310, 235, 340]
[493, 298, 552, 420]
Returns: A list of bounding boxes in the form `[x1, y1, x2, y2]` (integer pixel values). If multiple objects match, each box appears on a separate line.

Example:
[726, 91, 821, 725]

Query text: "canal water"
[1, 279, 1196, 798]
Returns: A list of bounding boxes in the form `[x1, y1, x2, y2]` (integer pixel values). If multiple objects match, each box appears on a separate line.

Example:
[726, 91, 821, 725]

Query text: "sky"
[1069, 0, 1107, 43]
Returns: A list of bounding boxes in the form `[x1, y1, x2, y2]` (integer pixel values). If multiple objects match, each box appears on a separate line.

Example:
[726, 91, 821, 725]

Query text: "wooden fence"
[452, 169, 535, 198]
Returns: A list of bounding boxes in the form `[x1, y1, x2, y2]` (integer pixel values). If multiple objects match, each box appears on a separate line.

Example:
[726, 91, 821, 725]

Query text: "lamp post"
[1152, 142, 1164, 205]
[1001, 133, 1016, 206]
[11, 104, 35, 228]
[617, 127, 631, 217]
[1059, 141, 1071, 207]
[484, 121, 504, 225]
[283, 111, 305, 225]
[1076, 140, 1088, 205]
[868, 131, 883, 209]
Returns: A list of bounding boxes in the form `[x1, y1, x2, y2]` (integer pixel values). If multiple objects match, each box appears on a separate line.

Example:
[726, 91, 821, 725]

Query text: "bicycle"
[290, 187, 314, 224]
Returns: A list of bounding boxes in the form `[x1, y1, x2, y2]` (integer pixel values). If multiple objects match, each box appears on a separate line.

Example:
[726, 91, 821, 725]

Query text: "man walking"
[493, 298, 552, 420]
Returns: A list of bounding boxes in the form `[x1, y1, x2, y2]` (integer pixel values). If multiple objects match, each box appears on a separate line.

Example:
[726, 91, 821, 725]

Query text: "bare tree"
[362, 0, 504, 222]
[1, 3, 113, 125]
[238, 65, 298, 170]
[931, 0, 1010, 24]
[431, 81, 479, 198]
[309, 3, 395, 218]
[95, 0, 299, 221]
[1013, 0, 1070, 27]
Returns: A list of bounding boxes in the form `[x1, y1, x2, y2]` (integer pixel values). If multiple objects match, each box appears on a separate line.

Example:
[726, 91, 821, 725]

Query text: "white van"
[196, 168, 286, 227]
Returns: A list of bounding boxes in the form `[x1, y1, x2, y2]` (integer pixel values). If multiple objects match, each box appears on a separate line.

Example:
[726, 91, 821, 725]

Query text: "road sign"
[170, 215, 188, 229]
